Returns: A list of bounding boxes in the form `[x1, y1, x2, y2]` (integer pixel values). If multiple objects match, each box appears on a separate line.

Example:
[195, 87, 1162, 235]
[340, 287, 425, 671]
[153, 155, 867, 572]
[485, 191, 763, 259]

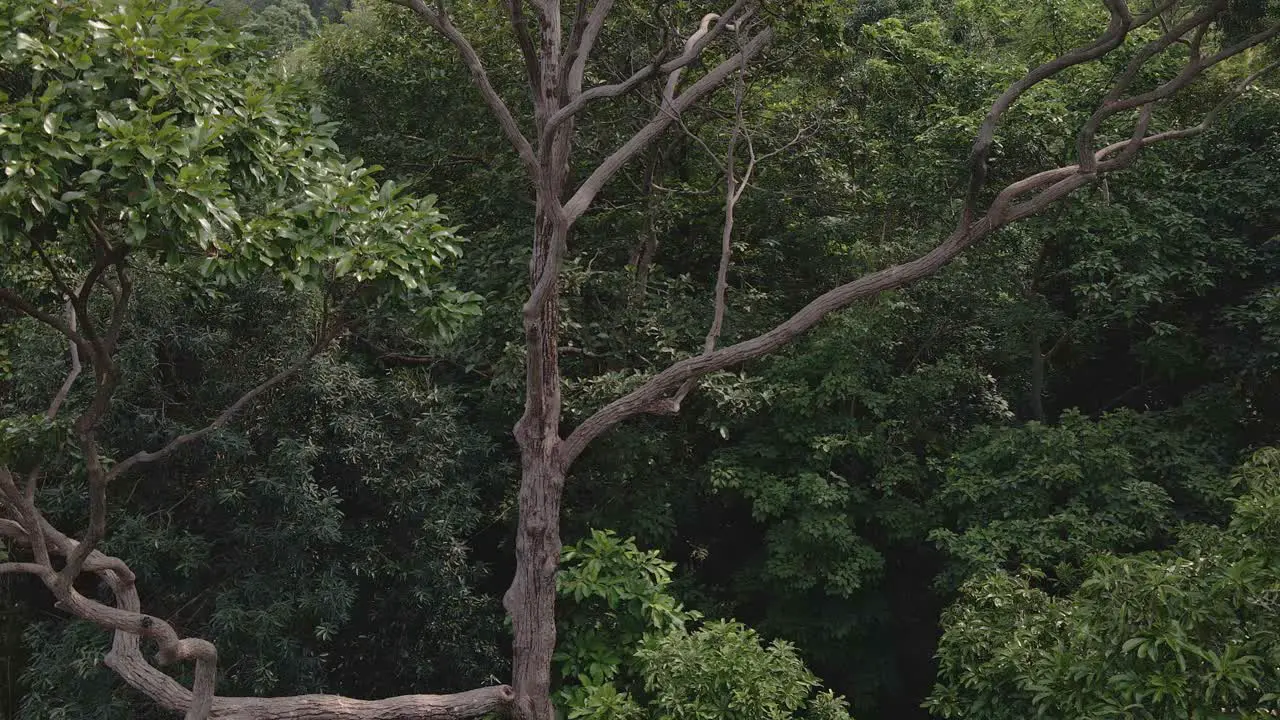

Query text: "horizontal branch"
[205, 686, 515, 720]
[0, 288, 93, 359]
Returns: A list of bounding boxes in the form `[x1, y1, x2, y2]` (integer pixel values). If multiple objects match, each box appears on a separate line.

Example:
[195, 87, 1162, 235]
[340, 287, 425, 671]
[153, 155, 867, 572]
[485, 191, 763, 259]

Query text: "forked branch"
[560, 5, 1279, 469]
[545, 1, 756, 151]
[563, 25, 774, 222]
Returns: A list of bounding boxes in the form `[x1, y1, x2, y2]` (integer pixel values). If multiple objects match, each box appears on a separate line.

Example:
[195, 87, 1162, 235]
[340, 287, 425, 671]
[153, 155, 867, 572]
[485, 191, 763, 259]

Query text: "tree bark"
[506, 199, 568, 720]
[4, 3, 1275, 719]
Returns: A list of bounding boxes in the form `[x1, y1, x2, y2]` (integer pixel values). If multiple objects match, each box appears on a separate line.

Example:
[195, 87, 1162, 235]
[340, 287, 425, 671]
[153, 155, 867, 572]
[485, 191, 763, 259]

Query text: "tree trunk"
[505, 190, 568, 720]
[505, 447, 562, 720]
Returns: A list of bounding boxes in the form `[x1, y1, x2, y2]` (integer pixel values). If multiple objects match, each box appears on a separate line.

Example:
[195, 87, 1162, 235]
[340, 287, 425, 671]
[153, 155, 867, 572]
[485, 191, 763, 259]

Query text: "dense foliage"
[929, 447, 1280, 719]
[2, 0, 1277, 718]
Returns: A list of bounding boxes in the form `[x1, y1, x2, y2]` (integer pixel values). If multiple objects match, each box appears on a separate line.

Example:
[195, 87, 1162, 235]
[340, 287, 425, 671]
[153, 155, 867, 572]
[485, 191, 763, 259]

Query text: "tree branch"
[0, 513, 513, 720]
[104, 329, 339, 484]
[962, 0, 1141, 218]
[46, 293, 83, 420]
[504, 0, 544, 94]
[673, 40, 751, 404]
[387, 0, 538, 177]
[544, 0, 752, 142]
[0, 288, 93, 360]
[1077, 1, 1275, 171]
[559, 12, 1278, 469]
[563, 0, 616, 97]
[562, 26, 773, 223]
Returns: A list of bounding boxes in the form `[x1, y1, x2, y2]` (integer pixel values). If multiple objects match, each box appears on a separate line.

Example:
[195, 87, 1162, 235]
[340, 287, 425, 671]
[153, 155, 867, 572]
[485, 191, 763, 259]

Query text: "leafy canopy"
[554, 529, 853, 720]
[0, 0, 478, 330]
[928, 447, 1280, 720]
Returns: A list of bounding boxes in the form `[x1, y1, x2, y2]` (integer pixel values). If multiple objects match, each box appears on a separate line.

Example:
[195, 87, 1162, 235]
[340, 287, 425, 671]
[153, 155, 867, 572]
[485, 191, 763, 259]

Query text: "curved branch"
[0, 288, 93, 360]
[546, 53, 666, 137]
[559, 29, 1277, 468]
[46, 293, 83, 419]
[563, 0, 616, 97]
[962, 0, 1141, 217]
[105, 331, 337, 483]
[387, 0, 538, 178]
[504, 0, 543, 93]
[1077, 2, 1277, 171]
[544, 0, 752, 142]
[0, 512, 514, 720]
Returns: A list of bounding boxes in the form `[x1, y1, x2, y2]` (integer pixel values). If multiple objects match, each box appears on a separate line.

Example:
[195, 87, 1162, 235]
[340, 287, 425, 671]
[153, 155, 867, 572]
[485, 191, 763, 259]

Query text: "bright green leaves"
[554, 530, 853, 720]
[0, 1, 241, 238]
[0, 0, 478, 336]
[636, 621, 852, 720]
[927, 448, 1280, 720]
[556, 530, 699, 692]
[0, 413, 66, 473]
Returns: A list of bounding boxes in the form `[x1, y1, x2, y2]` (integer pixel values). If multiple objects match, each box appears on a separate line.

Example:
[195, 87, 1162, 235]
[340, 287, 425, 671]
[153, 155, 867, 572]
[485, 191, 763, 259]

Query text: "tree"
[3, 2, 1278, 720]
[372, 0, 1278, 718]
[0, 1, 496, 718]
[9, 274, 506, 718]
[927, 447, 1280, 719]
[553, 529, 852, 720]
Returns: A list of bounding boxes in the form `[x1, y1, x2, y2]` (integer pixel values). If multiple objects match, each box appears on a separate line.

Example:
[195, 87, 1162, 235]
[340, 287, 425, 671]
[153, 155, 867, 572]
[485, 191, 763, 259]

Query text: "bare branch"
[544, 1, 753, 140]
[963, 0, 1136, 218]
[546, 49, 668, 138]
[0, 288, 93, 359]
[82, 216, 134, 354]
[564, 0, 616, 97]
[104, 329, 339, 484]
[0, 561, 48, 576]
[27, 232, 77, 302]
[562, 27, 774, 223]
[504, 0, 544, 94]
[47, 294, 83, 420]
[386, 0, 538, 177]
[673, 40, 750, 404]
[0, 467, 52, 571]
[1077, 2, 1277, 171]
[559, 16, 1279, 468]
[105, 263, 133, 355]
[660, 1, 751, 76]
[663, 7, 751, 105]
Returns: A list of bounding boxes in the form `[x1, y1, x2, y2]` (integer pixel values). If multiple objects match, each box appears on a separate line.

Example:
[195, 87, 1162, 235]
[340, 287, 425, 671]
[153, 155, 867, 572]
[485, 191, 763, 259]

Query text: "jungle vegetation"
[1, 0, 1278, 719]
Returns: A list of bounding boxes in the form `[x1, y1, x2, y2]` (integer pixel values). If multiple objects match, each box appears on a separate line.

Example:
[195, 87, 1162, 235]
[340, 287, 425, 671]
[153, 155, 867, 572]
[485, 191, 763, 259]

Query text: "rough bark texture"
[2, 2, 1276, 720]
[386, 4, 772, 717]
